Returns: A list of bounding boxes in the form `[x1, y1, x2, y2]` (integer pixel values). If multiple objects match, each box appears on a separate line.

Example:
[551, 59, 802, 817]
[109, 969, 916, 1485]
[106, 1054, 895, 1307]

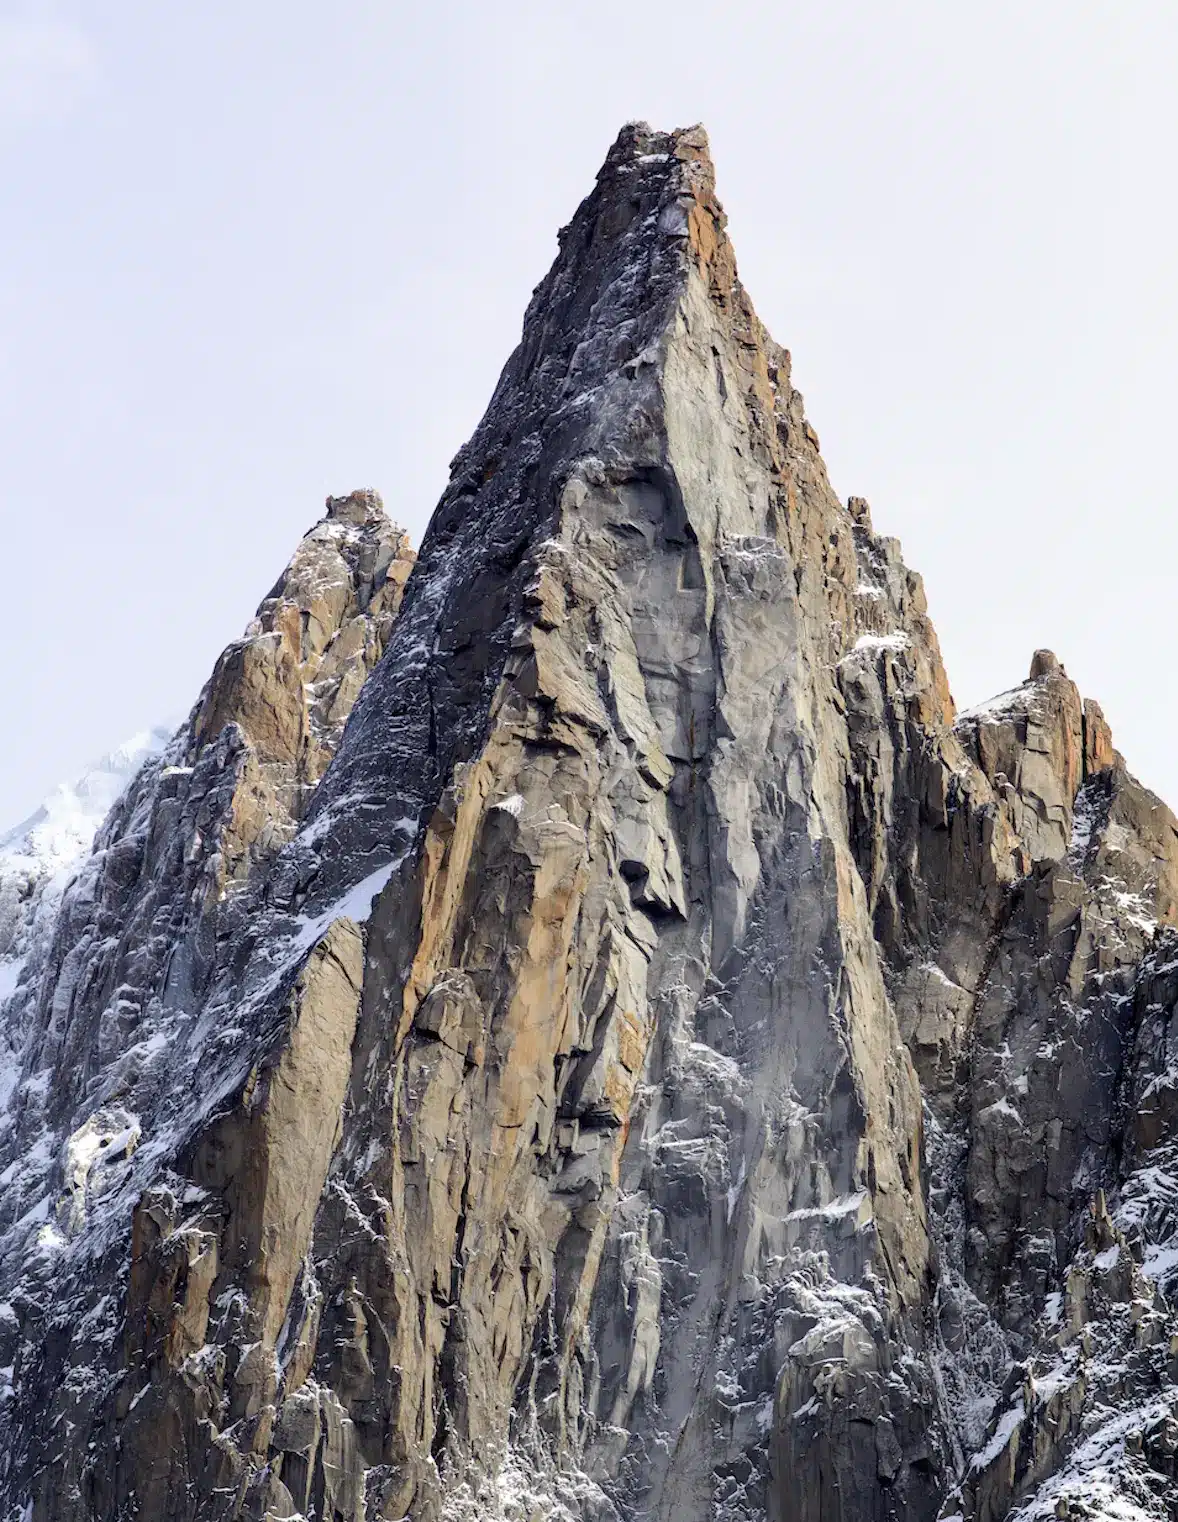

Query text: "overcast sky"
[1, 1, 1175, 821]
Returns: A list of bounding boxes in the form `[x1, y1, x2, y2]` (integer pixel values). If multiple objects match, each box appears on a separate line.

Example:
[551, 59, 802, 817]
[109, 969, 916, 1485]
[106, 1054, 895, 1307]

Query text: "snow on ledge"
[838, 632, 911, 666]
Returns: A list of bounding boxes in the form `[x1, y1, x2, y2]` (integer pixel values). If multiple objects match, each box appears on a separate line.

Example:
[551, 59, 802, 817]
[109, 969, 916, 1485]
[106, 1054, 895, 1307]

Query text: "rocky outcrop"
[194, 487, 415, 880]
[2, 126, 1178, 1522]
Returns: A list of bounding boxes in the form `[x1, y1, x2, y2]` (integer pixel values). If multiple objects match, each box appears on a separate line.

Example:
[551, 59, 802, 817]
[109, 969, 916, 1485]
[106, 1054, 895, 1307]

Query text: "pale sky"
[2, 2, 1175, 821]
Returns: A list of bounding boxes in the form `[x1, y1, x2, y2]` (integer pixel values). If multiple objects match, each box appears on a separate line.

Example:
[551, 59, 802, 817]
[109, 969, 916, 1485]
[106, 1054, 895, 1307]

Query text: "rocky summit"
[1, 124, 1177, 1522]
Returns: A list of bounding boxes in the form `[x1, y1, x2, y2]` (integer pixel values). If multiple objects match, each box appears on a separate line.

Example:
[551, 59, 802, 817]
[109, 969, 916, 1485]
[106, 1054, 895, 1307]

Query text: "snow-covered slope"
[0, 728, 176, 885]
[0, 728, 174, 1099]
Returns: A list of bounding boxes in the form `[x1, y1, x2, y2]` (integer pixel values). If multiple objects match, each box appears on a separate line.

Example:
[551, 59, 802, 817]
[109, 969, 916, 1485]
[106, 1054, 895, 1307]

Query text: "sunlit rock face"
[1, 128, 1177, 1522]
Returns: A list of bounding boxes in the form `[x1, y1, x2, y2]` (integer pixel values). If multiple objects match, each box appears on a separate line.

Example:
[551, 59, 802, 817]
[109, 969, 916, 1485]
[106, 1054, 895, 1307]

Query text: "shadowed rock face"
[2, 126, 1178, 1522]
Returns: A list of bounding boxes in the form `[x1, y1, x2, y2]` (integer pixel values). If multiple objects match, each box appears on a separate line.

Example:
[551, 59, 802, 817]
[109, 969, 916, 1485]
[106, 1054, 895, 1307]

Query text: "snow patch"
[785, 1190, 868, 1225]
[291, 860, 402, 953]
[839, 632, 911, 665]
[1141, 1242, 1178, 1284]
[971, 1403, 1023, 1471]
[956, 685, 1039, 725]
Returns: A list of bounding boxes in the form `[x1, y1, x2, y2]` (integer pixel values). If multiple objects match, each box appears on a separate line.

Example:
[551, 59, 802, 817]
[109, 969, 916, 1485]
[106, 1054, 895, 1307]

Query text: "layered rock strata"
[1, 127, 1177, 1522]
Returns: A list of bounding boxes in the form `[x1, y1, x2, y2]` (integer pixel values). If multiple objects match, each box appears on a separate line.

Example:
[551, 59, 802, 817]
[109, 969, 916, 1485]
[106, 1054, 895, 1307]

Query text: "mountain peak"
[2, 125, 1178, 1522]
[1029, 646, 1064, 678]
[324, 486, 386, 526]
[602, 119, 714, 175]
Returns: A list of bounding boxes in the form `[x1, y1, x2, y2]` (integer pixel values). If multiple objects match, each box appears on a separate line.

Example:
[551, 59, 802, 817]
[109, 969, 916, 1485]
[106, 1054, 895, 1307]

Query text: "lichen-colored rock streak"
[2, 129, 1178, 1522]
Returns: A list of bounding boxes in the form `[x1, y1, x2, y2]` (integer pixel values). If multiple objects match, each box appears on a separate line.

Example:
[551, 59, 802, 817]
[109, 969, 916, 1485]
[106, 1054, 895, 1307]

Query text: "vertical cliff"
[1, 126, 1177, 1522]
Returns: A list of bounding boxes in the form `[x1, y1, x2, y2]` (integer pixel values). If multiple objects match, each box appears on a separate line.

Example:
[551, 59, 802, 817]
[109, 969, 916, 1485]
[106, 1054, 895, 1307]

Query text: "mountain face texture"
[2, 126, 1178, 1522]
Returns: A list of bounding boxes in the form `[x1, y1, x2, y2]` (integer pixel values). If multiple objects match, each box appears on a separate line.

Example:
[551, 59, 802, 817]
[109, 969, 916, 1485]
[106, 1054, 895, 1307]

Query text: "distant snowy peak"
[0, 725, 174, 967]
[0, 726, 175, 868]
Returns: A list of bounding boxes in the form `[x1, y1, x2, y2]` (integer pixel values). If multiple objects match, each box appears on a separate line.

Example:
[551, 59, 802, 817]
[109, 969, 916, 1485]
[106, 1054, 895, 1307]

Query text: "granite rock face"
[2, 127, 1178, 1522]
